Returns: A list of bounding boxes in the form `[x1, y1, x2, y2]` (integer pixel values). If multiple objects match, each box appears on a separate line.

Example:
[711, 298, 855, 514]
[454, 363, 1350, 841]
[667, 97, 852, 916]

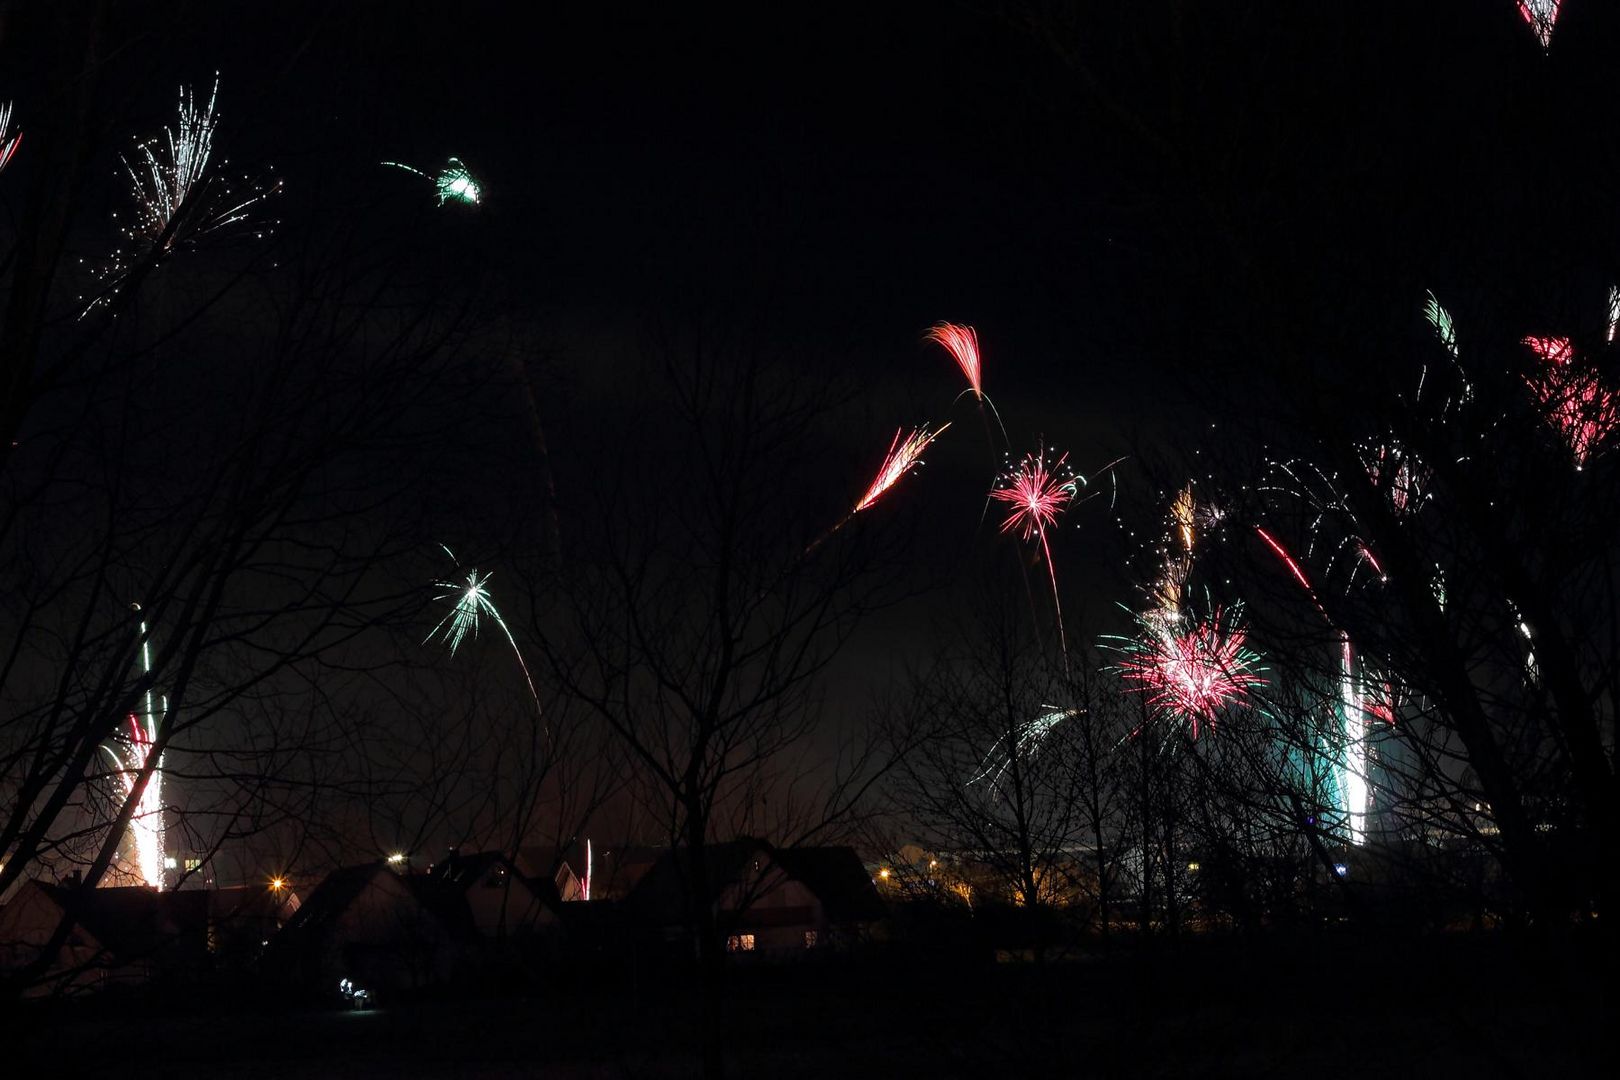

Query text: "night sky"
[6, 1, 1620, 861]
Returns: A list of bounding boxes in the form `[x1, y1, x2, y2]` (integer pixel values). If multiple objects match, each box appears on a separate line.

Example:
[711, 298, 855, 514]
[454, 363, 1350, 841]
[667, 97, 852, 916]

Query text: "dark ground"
[4, 934, 1611, 1078]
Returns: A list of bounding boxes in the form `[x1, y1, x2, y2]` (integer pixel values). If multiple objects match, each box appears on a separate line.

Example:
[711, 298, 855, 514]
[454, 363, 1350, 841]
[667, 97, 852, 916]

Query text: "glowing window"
[804, 931, 818, 949]
[726, 934, 755, 953]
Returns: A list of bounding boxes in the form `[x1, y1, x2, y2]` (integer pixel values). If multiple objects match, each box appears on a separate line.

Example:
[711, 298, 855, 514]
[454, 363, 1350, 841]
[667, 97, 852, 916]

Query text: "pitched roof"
[626, 840, 885, 924]
[769, 846, 886, 923]
[275, 862, 395, 938]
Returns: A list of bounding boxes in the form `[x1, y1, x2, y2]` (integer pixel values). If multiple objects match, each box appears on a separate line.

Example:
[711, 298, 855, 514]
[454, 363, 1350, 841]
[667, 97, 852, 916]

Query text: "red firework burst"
[1523, 335, 1619, 467]
[1117, 605, 1266, 738]
[991, 448, 1074, 541]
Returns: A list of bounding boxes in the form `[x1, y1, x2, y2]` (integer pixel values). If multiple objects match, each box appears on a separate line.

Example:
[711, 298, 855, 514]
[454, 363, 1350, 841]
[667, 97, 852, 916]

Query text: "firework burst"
[968, 706, 1078, 791]
[85, 75, 281, 315]
[384, 157, 483, 206]
[428, 548, 540, 713]
[0, 102, 21, 174]
[1523, 335, 1619, 467]
[1109, 603, 1266, 739]
[993, 446, 1079, 654]
[1518, 0, 1561, 49]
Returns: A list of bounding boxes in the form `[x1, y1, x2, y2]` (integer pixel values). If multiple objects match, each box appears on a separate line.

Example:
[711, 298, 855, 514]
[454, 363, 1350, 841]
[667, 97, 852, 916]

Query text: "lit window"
[163, 857, 178, 870]
[803, 931, 818, 949]
[726, 933, 755, 953]
[184, 858, 202, 872]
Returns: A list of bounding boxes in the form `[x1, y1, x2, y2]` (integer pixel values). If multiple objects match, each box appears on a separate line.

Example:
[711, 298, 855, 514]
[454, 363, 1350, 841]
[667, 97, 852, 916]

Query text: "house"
[265, 861, 461, 996]
[428, 850, 559, 939]
[268, 854, 562, 998]
[0, 878, 297, 996]
[627, 839, 885, 956]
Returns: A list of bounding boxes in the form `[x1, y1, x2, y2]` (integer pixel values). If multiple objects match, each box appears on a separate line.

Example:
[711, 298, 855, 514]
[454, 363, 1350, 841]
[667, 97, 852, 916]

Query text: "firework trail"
[967, 706, 1079, 792]
[383, 157, 483, 206]
[101, 617, 167, 888]
[428, 547, 541, 715]
[1607, 285, 1619, 344]
[0, 102, 21, 174]
[805, 423, 948, 557]
[84, 75, 281, 316]
[854, 424, 949, 513]
[1522, 334, 1618, 467]
[1108, 602, 1266, 740]
[1424, 291, 1457, 358]
[1518, 0, 1561, 49]
[1254, 525, 1390, 843]
[926, 322, 1008, 447]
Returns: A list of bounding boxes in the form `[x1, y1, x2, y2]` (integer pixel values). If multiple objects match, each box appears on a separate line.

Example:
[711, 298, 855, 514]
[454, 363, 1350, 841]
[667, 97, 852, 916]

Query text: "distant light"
[1186, 861, 1200, 872]
[387, 852, 406, 865]
[877, 867, 890, 880]
[1334, 863, 1348, 877]
[270, 877, 286, 891]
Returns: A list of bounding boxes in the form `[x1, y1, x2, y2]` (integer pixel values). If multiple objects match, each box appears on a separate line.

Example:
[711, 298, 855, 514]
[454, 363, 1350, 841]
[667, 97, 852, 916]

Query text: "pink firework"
[926, 322, 983, 398]
[993, 448, 1079, 656]
[1523, 335, 1618, 467]
[1518, 0, 1561, 49]
[992, 448, 1074, 541]
[0, 102, 20, 174]
[854, 423, 949, 514]
[1117, 606, 1266, 738]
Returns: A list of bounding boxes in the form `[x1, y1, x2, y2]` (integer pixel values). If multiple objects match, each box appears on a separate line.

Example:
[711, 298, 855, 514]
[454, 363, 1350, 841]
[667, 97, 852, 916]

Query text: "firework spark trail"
[1110, 604, 1265, 739]
[85, 75, 281, 316]
[926, 322, 1008, 448]
[0, 102, 21, 174]
[804, 423, 948, 558]
[428, 548, 541, 716]
[1518, 0, 1561, 49]
[101, 618, 166, 888]
[383, 157, 483, 205]
[854, 424, 949, 513]
[967, 706, 1078, 791]
[1339, 633, 1369, 845]
[1522, 335, 1619, 467]
[1255, 525, 1385, 843]
[1608, 285, 1619, 344]
[1424, 291, 1457, 358]
[927, 322, 982, 397]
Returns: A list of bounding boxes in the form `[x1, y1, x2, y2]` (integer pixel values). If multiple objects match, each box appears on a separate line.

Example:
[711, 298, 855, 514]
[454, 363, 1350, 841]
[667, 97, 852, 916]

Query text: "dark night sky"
[8, 1, 1620, 856]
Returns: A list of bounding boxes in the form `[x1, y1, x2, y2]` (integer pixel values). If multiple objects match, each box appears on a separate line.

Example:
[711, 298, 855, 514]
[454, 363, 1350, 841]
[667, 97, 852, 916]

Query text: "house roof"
[627, 840, 886, 925]
[35, 882, 187, 960]
[430, 850, 562, 909]
[275, 862, 396, 939]
[769, 846, 887, 924]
